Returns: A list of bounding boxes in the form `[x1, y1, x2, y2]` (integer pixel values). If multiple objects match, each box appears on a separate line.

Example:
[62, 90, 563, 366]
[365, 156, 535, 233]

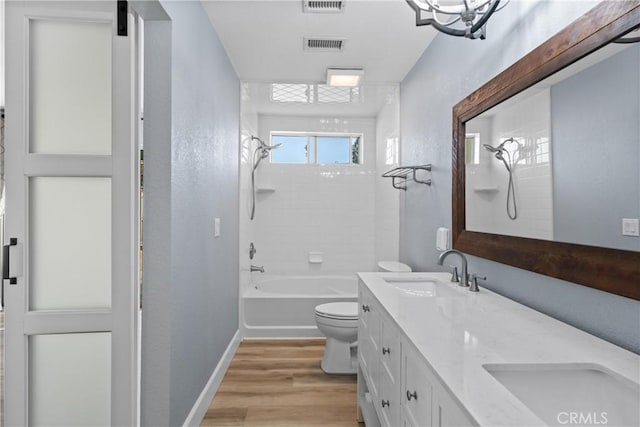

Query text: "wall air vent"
[303, 1, 345, 13]
[303, 37, 346, 52]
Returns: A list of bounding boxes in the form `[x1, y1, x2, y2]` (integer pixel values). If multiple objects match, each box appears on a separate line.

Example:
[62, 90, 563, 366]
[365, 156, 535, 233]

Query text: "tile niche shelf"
[256, 187, 276, 194]
[382, 165, 432, 190]
[473, 186, 499, 193]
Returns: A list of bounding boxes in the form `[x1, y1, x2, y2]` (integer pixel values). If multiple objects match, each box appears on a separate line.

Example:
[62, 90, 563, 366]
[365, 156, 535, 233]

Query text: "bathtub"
[242, 275, 358, 338]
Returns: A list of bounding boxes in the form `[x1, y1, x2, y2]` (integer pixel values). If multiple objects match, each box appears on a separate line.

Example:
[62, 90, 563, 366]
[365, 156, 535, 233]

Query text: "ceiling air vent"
[303, 1, 346, 13]
[304, 37, 346, 52]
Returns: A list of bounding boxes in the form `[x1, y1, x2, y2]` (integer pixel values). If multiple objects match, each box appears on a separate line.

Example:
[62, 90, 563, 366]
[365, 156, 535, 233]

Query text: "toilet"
[314, 261, 412, 374]
[315, 302, 359, 374]
[377, 260, 412, 272]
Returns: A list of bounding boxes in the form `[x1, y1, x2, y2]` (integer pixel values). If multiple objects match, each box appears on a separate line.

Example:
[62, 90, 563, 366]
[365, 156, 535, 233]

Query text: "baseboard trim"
[182, 330, 241, 427]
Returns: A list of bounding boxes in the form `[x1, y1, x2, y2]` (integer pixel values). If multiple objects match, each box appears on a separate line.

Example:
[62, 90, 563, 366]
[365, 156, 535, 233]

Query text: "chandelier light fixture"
[405, 0, 510, 40]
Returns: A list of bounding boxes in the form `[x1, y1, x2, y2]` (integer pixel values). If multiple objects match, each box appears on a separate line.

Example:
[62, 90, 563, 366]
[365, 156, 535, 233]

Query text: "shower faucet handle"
[250, 265, 264, 273]
[449, 265, 460, 283]
[249, 242, 256, 260]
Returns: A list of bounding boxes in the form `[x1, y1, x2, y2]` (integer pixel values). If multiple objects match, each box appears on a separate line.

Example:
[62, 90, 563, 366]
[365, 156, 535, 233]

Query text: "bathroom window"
[270, 133, 362, 165]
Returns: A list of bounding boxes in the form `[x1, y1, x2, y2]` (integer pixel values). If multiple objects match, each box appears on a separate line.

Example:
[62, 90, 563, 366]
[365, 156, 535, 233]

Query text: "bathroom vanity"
[356, 272, 640, 427]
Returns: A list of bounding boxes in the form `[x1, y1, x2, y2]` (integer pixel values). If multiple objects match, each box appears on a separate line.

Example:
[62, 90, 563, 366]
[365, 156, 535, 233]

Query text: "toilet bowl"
[314, 302, 358, 374]
[377, 260, 412, 272]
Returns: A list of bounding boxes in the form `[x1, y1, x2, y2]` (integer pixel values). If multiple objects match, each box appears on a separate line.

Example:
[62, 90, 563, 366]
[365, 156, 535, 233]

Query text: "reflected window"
[465, 133, 481, 165]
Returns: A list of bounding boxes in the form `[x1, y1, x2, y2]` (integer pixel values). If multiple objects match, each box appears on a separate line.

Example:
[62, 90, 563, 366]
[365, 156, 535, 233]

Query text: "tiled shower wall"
[238, 83, 259, 294]
[243, 113, 399, 278]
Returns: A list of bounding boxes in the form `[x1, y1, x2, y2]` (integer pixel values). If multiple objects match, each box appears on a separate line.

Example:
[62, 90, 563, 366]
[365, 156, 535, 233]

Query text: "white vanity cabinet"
[358, 284, 401, 427]
[358, 280, 476, 427]
[402, 340, 475, 427]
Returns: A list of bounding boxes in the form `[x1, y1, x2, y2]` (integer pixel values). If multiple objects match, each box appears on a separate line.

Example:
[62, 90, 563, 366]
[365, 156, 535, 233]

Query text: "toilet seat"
[315, 302, 358, 320]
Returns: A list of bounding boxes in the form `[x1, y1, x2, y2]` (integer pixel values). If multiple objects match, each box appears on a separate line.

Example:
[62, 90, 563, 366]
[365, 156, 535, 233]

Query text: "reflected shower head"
[483, 138, 516, 163]
[482, 143, 501, 153]
[483, 139, 508, 154]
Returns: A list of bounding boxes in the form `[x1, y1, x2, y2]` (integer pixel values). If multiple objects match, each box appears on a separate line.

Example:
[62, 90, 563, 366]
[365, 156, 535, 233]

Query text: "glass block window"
[271, 84, 361, 104]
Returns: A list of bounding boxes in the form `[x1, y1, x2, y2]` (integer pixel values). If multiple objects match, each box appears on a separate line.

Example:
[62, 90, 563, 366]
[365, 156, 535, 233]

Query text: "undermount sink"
[383, 277, 463, 298]
[484, 363, 640, 426]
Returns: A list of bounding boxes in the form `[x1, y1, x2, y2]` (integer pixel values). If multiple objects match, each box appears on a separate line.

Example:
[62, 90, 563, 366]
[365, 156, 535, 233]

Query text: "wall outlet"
[622, 218, 639, 237]
[214, 217, 221, 237]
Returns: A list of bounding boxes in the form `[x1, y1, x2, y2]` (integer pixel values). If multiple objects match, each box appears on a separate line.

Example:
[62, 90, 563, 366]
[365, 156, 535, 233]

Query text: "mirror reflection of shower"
[249, 136, 282, 220]
[483, 137, 518, 220]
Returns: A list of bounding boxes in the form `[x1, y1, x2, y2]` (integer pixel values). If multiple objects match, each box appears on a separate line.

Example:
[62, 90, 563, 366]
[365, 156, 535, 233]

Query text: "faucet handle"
[449, 265, 460, 283]
[469, 274, 486, 292]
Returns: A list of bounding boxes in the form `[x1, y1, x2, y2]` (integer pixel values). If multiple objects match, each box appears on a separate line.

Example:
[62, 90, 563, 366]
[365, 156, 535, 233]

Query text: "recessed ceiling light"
[326, 68, 364, 87]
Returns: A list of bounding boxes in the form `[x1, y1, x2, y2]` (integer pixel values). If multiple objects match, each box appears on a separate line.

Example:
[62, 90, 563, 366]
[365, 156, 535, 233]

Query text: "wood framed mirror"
[452, 1, 640, 300]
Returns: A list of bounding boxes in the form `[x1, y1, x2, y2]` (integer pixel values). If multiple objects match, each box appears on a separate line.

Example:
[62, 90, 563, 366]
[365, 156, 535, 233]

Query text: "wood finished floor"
[201, 339, 363, 427]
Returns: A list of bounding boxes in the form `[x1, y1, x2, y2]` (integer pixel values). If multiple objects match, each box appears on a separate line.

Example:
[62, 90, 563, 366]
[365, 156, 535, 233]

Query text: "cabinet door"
[358, 288, 371, 378]
[433, 386, 476, 427]
[358, 285, 380, 399]
[403, 343, 434, 427]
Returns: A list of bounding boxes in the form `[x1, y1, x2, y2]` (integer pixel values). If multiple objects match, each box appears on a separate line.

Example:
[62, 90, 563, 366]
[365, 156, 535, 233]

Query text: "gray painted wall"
[552, 45, 640, 251]
[399, 0, 640, 354]
[142, 1, 240, 425]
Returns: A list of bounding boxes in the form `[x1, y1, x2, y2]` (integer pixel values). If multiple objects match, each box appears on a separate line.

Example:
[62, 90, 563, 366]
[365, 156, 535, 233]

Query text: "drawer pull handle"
[382, 347, 391, 355]
[407, 390, 418, 401]
[381, 400, 390, 408]
[362, 304, 370, 312]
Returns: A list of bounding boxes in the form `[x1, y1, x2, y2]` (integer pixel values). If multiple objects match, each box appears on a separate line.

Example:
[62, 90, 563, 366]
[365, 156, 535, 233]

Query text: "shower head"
[251, 136, 283, 161]
[252, 136, 283, 151]
[263, 142, 283, 151]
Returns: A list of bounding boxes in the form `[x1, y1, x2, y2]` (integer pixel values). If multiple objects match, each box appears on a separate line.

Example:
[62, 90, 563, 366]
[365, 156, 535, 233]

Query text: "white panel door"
[4, 1, 138, 425]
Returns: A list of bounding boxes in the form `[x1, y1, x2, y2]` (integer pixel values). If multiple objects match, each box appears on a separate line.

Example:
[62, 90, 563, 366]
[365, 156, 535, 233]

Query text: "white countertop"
[357, 272, 640, 427]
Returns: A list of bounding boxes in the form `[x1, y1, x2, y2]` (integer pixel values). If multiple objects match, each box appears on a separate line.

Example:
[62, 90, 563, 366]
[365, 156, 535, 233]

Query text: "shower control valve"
[249, 242, 256, 260]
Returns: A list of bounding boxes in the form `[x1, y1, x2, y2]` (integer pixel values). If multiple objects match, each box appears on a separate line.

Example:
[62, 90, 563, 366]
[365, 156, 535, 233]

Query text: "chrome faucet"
[250, 265, 264, 273]
[437, 250, 468, 287]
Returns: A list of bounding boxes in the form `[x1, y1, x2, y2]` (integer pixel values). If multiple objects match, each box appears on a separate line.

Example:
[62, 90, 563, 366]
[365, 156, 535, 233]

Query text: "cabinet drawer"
[380, 314, 400, 383]
[378, 368, 400, 427]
